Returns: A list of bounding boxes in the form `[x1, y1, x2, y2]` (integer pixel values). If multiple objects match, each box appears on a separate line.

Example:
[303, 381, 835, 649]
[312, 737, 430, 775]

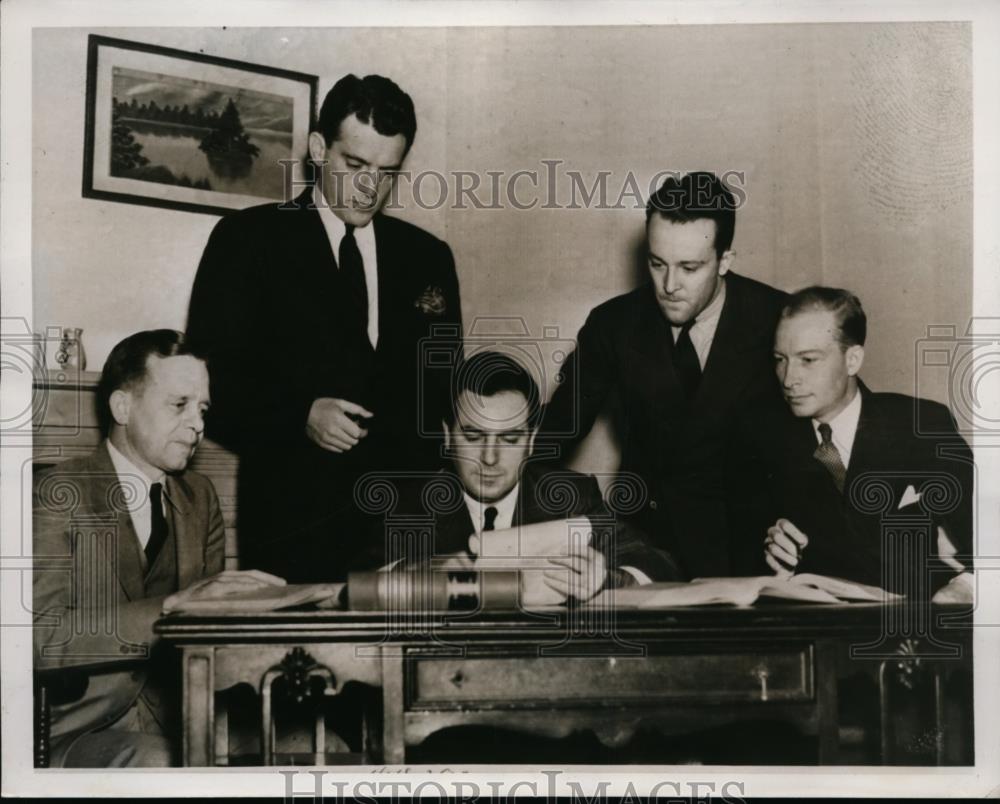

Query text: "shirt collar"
[312, 184, 376, 257]
[463, 481, 520, 531]
[671, 276, 727, 334]
[106, 440, 171, 506]
[812, 385, 862, 462]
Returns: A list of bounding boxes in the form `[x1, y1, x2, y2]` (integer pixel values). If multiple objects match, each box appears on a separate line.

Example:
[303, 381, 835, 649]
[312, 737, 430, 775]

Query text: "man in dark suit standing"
[187, 74, 462, 582]
[373, 351, 679, 595]
[760, 287, 974, 600]
[543, 171, 787, 579]
[33, 330, 279, 766]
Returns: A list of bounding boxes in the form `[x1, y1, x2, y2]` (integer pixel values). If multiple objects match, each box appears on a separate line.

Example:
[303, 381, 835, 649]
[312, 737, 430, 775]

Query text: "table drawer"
[409, 647, 813, 709]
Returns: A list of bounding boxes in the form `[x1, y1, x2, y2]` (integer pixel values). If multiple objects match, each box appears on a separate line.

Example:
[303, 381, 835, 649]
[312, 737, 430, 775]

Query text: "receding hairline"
[118, 352, 207, 397]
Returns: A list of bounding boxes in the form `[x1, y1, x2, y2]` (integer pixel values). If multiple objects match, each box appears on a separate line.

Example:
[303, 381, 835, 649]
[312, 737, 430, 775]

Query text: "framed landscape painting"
[83, 35, 317, 215]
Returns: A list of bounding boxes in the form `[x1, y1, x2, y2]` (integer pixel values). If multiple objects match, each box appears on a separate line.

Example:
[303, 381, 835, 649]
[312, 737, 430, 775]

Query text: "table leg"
[815, 642, 840, 764]
[214, 696, 229, 766]
[381, 651, 405, 765]
[183, 647, 215, 767]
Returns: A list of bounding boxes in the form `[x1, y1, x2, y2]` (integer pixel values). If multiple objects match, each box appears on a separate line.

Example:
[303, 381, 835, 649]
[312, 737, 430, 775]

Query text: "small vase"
[55, 328, 86, 370]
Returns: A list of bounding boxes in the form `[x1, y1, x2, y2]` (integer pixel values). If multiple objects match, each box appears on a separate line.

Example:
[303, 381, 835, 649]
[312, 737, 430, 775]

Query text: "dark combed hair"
[645, 171, 737, 258]
[96, 329, 202, 436]
[448, 351, 543, 429]
[781, 286, 868, 348]
[316, 73, 417, 151]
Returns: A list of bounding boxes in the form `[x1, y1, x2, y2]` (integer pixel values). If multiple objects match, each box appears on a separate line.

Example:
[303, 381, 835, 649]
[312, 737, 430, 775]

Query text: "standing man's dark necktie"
[339, 224, 368, 336]
[814, 423, 847, 494]
[672, 319, 702, 400]
[145, 482, 167, 567]
[483, 506, 499, 532]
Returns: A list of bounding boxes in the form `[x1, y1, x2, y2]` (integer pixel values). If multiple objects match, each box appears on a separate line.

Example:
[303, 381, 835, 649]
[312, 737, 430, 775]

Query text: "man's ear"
[527, 426, 538, 456]
[718, 249, 735, 277]
[307, 131, 328, 164]
[845, 344, 865, 377]
[442, 420, 452, 452]
[109, 389, 131, 427]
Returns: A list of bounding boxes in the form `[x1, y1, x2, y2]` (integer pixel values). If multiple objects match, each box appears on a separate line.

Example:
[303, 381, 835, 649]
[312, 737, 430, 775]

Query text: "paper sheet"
[469, 518, 594, 606]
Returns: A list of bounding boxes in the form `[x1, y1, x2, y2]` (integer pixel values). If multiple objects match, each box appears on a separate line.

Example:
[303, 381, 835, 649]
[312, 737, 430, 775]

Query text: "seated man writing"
[374, 350, 679, 598]
[749, 288, 974, 601]
[33, 330, 281, 767]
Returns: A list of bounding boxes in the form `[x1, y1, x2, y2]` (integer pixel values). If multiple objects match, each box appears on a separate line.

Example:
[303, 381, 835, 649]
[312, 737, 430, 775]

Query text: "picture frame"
[82, 34, 318, 216]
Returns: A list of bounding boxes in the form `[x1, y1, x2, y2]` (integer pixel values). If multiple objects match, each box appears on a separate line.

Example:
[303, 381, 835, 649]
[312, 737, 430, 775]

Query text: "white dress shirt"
[670, 278, 727, 369]
[464, 485, 519, 534]
[313, 184, 379, 348]
[811, 387, 862, 468]
[106, 440, 165, 551]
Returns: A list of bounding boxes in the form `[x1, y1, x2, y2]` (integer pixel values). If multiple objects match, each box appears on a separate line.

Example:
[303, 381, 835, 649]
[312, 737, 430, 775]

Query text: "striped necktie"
[813, 422, 847, 493]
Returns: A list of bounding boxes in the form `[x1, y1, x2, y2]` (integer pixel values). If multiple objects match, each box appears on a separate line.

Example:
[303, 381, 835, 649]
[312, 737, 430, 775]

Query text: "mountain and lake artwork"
[109, 66, 294, 200]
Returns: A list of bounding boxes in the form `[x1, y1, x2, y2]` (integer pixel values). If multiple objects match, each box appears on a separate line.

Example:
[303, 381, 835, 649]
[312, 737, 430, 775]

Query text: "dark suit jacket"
[367, 463, 681, 582]
[186, 189, 462, 582]
[543, 274, 787, 579]
[33, 443, 225, 764]
[743, 383, 974, 595]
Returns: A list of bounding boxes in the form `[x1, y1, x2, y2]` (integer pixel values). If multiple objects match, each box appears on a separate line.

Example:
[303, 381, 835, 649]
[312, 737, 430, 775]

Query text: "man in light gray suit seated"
[33, 329, 278, 767]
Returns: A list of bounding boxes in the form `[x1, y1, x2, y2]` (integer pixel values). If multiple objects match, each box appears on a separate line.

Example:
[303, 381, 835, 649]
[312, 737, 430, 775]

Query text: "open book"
[593, 574, 903, 609]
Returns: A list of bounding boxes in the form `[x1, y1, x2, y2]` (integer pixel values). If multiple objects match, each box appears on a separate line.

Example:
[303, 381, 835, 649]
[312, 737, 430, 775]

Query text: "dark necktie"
[145, 482, 167, 567]
[483, 506, 499, 532]
[672, 319, 701, 399]
[814, 422, 847, 494]
[339, 224, 368, 335]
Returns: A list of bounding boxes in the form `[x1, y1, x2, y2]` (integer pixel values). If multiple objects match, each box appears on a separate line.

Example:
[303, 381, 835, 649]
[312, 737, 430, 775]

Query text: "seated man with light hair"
[749, 287, 974, 602]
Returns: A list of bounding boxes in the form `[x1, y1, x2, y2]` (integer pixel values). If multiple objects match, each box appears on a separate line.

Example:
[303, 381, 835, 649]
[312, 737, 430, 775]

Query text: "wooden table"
[154, 602, 973, 766]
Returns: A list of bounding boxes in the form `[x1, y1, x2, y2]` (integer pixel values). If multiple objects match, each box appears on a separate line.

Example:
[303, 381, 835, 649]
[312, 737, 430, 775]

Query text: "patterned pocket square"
[414, 285, 447, 315]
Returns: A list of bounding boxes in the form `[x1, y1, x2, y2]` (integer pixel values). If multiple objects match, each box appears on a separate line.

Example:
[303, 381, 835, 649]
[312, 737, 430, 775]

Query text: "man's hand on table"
[306, 397, 373, 453]
[163, 569, 286, 613]
[931, 572, 975, 605]
[544, 544, 607, 602]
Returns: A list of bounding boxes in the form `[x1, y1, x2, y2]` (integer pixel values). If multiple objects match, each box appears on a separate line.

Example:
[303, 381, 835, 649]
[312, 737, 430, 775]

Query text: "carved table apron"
[154, 602, 973, 766]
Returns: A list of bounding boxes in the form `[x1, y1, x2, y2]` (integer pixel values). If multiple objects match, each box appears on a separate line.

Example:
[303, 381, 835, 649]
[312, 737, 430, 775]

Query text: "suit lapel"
[434, 503, 475, 555]
[372, 215, 397, 355]
[295, 191, 346, 329]
[86, 445, 145, 601]
[695, 276, 765, 407]
[512, 464, 549, 526]
[165, 472, 201, 590]
[627, 287, 686, 410]
[844, 383, 878, 491]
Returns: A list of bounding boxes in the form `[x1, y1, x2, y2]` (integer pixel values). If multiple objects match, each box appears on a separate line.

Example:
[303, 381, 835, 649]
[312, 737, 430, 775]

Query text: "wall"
[32, 23, 972, 467]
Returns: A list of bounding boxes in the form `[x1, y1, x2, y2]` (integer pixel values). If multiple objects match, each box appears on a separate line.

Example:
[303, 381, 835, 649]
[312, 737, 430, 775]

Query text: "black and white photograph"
[1, 0, 998, 799]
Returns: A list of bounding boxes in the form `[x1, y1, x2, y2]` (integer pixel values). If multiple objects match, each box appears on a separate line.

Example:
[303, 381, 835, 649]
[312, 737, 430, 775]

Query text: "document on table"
[591, 573, 902, 609]
[469, 518, 594, 606]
